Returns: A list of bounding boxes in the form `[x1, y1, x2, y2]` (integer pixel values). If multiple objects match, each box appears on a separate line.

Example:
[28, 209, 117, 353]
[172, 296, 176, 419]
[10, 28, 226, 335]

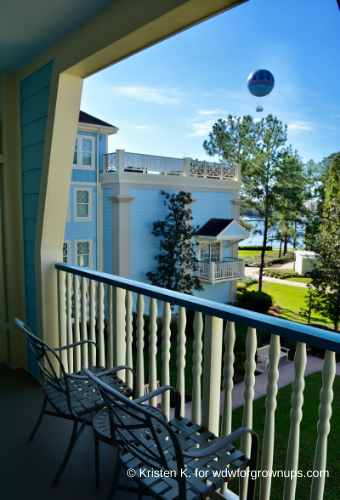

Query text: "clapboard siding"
[20, 60, 54, 378]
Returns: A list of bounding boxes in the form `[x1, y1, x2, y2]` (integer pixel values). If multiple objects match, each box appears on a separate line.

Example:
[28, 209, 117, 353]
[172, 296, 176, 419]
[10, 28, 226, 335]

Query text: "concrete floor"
[0, 364, 142, 500]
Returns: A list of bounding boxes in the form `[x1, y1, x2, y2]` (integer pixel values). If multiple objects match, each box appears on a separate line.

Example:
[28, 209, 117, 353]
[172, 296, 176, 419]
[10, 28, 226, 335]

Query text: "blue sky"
[81, 0, 340, 164]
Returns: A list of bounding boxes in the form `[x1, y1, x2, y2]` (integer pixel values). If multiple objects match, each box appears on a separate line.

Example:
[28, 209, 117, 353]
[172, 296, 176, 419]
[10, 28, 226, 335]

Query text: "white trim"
[74, 239, 93, 269]
[63, 240, 71, 264]
[66, 199, 70, 222]
[73, 187, 93, 222]
[70, 181, 97, 186]
[73, 135, 95, 170]
[78, 123, 118, 135]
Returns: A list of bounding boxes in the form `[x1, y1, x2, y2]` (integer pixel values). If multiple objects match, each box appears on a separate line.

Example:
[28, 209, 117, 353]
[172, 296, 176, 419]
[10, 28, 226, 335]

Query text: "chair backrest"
[14, 318, 69, 396]
[257, 345, 269, 357]
[83, 367, 185, 477]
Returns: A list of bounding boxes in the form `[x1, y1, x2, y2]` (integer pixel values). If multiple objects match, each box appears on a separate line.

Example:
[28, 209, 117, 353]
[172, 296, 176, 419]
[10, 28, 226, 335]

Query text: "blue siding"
[222, 223, 246, 237]
[193, 282, 230, 303]
[99, 134, 106, 172]
[21, 60, 54, 379]
[103, 188, 113, 275]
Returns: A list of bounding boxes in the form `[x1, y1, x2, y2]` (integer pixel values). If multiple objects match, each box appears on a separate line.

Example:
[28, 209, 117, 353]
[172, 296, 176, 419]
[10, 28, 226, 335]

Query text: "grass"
[286, 277, 312, 284]
[230, 372, 340, 500]
[239, 249, 279, 258]
[247, 282, 334, 329]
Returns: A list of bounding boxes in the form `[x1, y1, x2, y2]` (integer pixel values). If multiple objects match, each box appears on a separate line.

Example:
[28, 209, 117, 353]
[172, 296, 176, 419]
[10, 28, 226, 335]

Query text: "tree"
[146, 191, 203, 295]
[308, 153, 340, 332]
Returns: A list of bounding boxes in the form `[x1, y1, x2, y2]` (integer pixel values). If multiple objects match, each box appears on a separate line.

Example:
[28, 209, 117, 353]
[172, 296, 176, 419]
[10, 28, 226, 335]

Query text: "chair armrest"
[182, 427, 257, 459]
[280, 347, 290, 353]
[96, 365, 136, 398]
[134, 385, 181, 418]
[54, 339, 97, 352]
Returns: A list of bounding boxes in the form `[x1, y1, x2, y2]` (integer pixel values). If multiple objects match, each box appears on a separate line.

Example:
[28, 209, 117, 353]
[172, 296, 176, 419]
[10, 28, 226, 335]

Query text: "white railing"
[196, 258, 245, 282]
[55, 262, 340, 500]
[103, 149, 239, 181]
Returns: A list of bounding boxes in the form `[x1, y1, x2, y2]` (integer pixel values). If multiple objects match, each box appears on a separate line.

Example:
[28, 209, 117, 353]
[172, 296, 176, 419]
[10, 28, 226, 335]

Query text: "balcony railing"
[102, 149, 240, 181]
[196, 258, 245, 282]
[55, 262, 340, 500]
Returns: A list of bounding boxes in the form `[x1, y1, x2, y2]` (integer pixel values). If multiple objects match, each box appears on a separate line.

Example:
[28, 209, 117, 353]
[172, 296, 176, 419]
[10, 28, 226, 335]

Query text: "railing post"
[202, 315, 223, 435]
[236, 163, 241, 181]
[183, 157, 191, 177]
[112, 287, 126, 379]
[115, 149, 125, 173]
[209, 262, 215, 282]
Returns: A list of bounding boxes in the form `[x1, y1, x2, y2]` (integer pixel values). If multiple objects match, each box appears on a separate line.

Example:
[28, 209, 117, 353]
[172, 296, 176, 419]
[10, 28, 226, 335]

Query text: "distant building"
[304, 200, 318, 212]
[64, 111, 249, 305]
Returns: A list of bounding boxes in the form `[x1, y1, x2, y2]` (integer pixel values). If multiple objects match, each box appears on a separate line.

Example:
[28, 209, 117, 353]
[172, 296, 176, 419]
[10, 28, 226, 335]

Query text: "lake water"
[241, 218, 305, 248]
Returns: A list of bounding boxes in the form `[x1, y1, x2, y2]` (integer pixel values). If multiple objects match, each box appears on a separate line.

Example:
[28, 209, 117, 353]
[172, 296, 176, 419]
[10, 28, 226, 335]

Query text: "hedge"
[239, 245, 273, 251]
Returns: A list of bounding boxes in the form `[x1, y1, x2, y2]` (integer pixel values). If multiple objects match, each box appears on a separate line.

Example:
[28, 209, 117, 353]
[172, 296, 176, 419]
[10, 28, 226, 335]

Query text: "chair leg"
[246, 433, 259, 500]
[28, 396, 47, 442]
[106, 453, 122, 500]
[51, 418, 79, 487]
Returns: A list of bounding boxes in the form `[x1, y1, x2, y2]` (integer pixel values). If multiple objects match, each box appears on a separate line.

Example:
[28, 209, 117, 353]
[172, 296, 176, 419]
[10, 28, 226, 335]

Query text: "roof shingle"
[197, 219, 234, 237]
[79, 110, 116, 128]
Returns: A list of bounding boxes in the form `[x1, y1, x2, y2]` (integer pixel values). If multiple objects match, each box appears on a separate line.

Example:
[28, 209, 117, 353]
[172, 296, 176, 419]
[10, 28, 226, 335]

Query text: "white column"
[209, 262, 215, 282]
[183, 157, 191, 177]
[115, 149, 125, 173]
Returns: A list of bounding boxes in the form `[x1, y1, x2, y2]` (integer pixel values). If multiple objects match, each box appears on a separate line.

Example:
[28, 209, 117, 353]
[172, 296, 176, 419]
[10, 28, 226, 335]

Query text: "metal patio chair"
[14, 318, 135, 487]
[84, 366, 259, 500]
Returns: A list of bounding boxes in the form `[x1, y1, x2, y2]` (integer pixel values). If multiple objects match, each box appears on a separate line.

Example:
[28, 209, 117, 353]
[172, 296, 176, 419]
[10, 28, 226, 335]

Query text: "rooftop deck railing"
[102, 149, 240, 181]
[55, 262, 340, 500]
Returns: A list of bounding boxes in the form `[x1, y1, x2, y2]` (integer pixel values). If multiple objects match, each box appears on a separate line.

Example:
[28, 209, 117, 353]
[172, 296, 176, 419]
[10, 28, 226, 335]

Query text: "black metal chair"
[14, 318, 135, 487]
[83, 366, 259, 500]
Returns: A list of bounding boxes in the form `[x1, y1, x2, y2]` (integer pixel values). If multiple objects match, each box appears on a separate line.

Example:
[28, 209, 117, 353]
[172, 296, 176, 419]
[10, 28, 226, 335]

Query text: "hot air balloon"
[247, 69, 274, 112]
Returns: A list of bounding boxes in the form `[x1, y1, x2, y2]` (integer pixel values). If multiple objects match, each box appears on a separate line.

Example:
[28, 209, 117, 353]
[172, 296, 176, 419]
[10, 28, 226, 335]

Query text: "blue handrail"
[55, 263, 340, 354]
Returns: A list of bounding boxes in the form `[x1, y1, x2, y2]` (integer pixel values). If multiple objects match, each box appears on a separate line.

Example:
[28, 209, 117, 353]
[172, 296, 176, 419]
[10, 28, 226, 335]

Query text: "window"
[200, 242, 220, 262]
[76, 241, 90, 268]
[73, 188, 92, 222]
[63, 242, 69, 263]
[73, 136, 94, 169]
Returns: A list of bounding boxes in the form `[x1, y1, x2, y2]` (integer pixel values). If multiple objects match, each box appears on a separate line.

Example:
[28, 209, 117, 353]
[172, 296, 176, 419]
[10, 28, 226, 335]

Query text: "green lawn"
[238, 249, 279, 258]
[247, 282, 334, 330]
[231, 372, 340, 500]
[286, 277, 312, 284]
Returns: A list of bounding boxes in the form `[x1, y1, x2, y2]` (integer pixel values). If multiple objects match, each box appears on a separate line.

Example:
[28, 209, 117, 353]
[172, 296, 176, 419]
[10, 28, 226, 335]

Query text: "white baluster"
[89, 280, 96, 366]
[125, 291, 133, 389]
[191, 311, 203, 424]
[202, 315, 223, 435]
[80, 277, 88, 368]
[136, 294, 145, 398]
[66, 272, 73, 373]
[58, 270, 68, 372]
[260, 334, 281, 500]
[107, 285, 113, 368]
[240, 327, 257, 500]
[112, 287, 126, 379]
[148, 298, 158, 407]
[161, 302, 171, 419]
[310, 350, 336, 500]
[73, 274, 81, 372]
[177, 306, 186, 416]
[283, 341, 307, 500]
[221, 321, 236, 437]
[97, 282, 105, 367]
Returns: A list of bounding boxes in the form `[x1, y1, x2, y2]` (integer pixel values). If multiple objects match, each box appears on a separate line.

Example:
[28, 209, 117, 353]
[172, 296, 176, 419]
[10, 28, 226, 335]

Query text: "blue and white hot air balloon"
[247, 69, 275, 112]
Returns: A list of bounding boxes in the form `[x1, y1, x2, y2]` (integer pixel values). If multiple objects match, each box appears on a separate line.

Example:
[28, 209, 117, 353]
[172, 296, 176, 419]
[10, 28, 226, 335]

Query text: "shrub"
[239, 245, 272, 251]
[262, 269, 299, 279]
[239, 277, 258, 286]
[237, 282, 247, 292]
[239, 291, 273, 314]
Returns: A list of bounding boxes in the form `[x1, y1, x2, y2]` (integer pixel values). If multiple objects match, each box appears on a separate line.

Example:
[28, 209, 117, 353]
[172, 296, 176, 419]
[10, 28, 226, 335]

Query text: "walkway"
[170, 355, 340, 419]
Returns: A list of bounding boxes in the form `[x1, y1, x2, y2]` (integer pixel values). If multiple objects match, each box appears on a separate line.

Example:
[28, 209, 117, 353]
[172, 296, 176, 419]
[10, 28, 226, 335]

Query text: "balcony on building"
[102, 149, 241, 182]
[195, 218, 247, 284]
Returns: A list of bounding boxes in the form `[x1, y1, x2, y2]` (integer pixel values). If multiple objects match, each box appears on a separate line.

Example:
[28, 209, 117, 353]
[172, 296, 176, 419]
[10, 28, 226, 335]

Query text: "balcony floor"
[0, 364, 141, 500]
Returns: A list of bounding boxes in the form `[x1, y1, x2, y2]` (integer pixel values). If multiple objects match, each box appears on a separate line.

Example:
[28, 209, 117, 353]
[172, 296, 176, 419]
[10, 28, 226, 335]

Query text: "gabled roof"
[197, 218, 249, 241]
[197, 219, 234, 237]
[79, 110, 117, 129]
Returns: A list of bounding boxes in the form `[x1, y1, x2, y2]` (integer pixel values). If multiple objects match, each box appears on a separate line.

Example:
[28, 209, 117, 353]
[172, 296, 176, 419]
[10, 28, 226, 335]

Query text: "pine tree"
[146, 191, 203, 295]
[308, 153, 340, 331]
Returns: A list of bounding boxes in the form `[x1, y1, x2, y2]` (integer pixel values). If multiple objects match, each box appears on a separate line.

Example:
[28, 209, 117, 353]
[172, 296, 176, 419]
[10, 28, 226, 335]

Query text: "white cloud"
[197, 109, 228, 116]
[187, 119, 215, 137]
[111, 86, 184, 105]
[288, 121, 314, 131]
